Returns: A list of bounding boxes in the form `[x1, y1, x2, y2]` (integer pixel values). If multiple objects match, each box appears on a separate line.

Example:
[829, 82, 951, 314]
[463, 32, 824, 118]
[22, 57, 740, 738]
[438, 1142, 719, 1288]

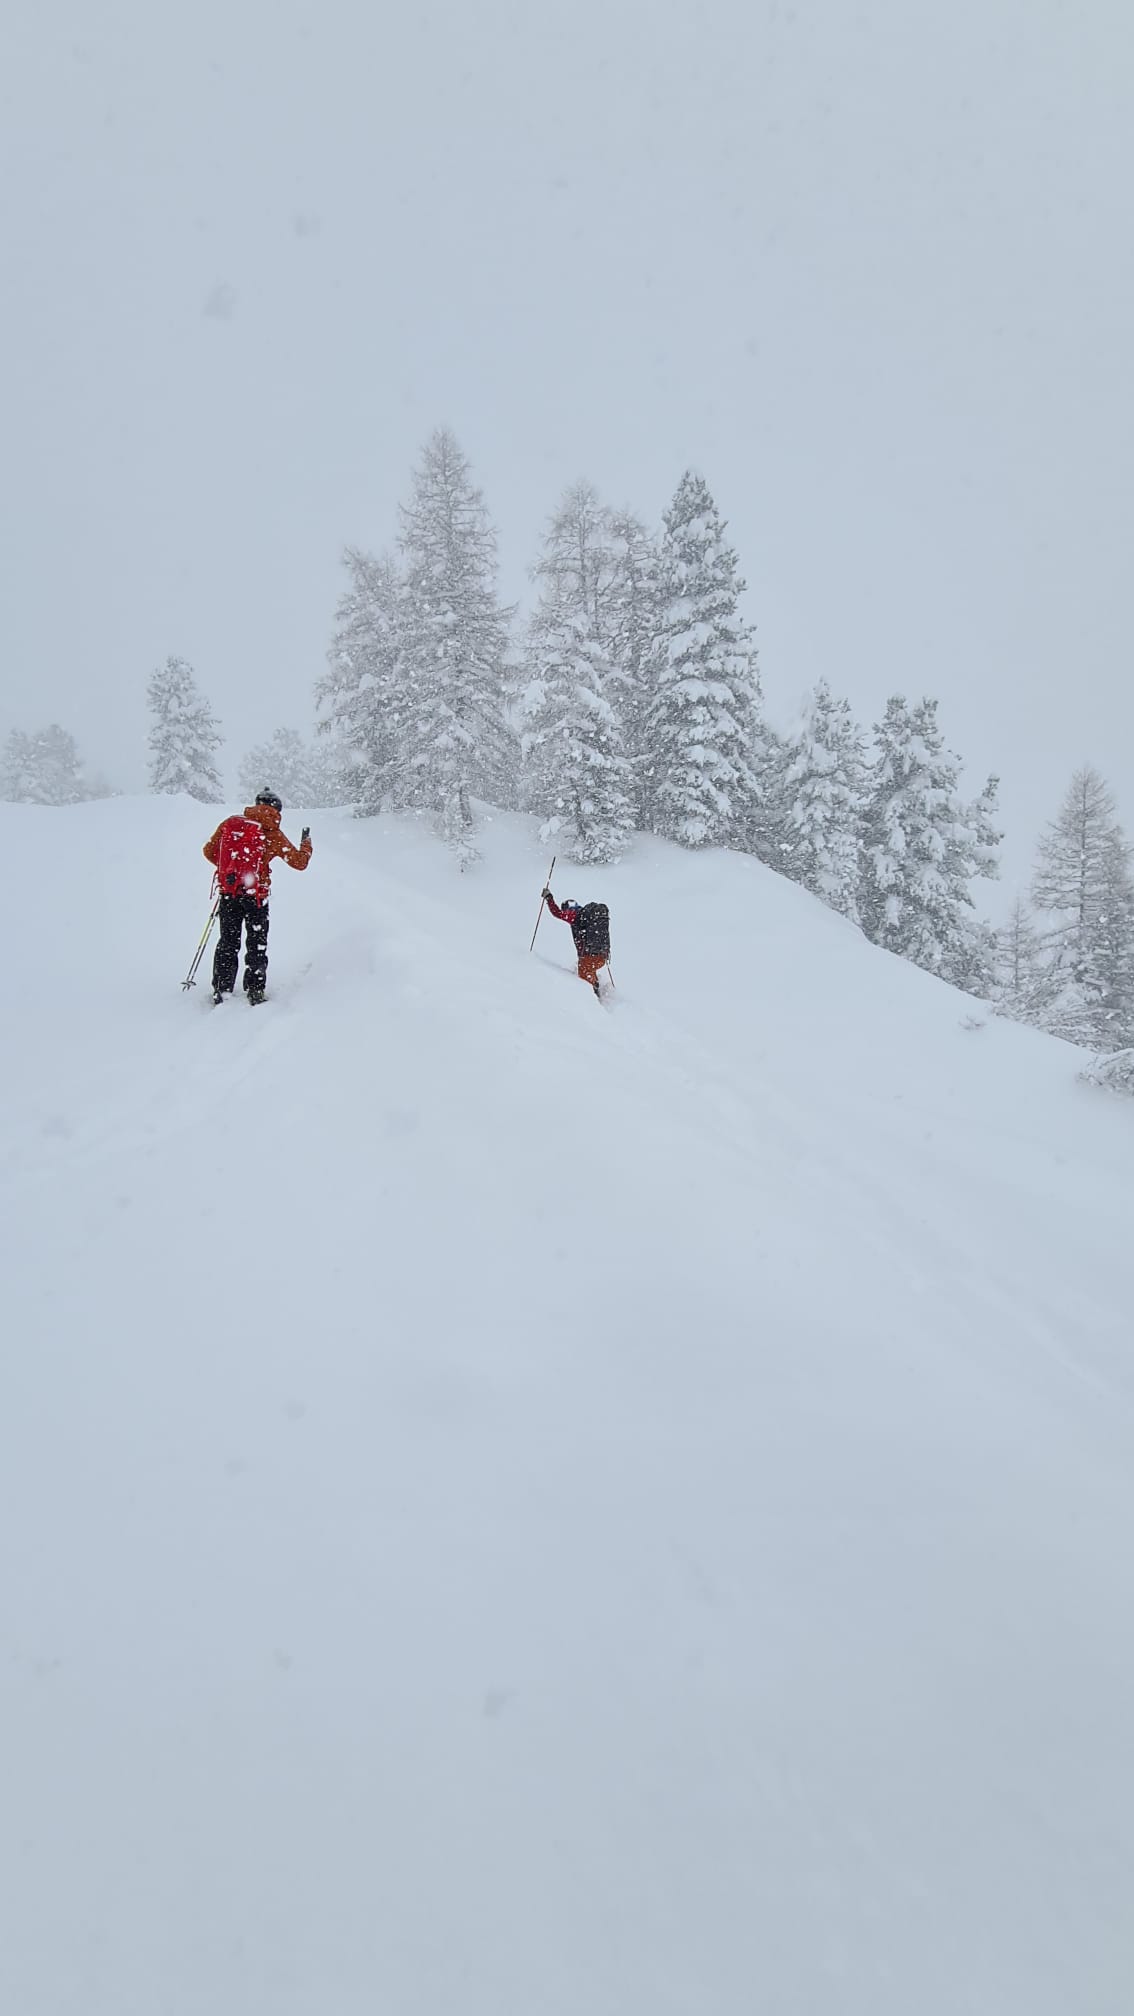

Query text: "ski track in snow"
[2, 795, 1134, 2016]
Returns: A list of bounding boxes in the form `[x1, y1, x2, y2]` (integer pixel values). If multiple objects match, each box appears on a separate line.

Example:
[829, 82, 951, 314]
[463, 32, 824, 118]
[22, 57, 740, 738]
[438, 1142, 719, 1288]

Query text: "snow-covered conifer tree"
[1032, 767, 1134, 1049]
[859, 697, 999, 979]
[992, 898, 1053, 1025]
[1, 724, 86, 804]
[518, 485, 635, 862]
[519, 592, 634, 865]
[35, 724, 84, 804]
[397, 429, 515, 862]
[1032, 766, 1128, 962]
[781, 680, 866, 918]
[238, 727, 318, 806]
[315, 549, 407, 816]
[1081, 849, 1134, 1050]
[647, 472, 764, 849]
[147, 657, 223, 801]
[1, 730, 35, 801]
[532, 481, 617, 631]
[946, 774, 1003, 991]
[606, 509, 665, 831]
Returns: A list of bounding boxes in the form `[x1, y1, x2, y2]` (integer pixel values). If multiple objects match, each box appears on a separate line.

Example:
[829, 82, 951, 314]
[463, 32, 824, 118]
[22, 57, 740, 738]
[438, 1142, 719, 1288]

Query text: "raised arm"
[274, 826, 314, 872]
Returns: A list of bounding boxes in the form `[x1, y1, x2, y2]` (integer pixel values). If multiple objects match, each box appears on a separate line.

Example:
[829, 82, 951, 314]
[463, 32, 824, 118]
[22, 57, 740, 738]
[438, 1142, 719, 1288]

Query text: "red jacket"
[204, 804, 312, 904]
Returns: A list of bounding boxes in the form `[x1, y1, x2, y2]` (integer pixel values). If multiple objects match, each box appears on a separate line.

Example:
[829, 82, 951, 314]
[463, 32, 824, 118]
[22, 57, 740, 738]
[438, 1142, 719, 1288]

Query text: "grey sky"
[3, 0, 1131, 893]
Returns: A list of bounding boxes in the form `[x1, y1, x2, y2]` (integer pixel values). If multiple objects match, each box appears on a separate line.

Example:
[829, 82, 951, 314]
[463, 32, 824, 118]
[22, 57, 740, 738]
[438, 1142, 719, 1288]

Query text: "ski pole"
[529, 853, 556, 952]
[182, 899, 219, 990]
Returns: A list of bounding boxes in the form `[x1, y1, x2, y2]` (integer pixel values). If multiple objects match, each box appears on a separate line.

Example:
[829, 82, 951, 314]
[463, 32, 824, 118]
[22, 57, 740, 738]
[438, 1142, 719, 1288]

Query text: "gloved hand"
[542, 886, 551, 900]
[301, 827, 311, 846]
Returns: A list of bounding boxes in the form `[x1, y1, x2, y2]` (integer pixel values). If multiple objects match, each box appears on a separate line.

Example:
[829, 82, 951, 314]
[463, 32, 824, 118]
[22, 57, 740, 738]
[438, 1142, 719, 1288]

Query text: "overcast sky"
[3, 0, 1131, 893]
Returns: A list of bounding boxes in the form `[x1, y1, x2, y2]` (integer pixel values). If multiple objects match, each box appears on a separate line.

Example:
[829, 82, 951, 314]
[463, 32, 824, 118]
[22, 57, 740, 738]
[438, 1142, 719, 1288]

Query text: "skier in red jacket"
[202, 790, 312, 1004]
[542, 888, 611, 995]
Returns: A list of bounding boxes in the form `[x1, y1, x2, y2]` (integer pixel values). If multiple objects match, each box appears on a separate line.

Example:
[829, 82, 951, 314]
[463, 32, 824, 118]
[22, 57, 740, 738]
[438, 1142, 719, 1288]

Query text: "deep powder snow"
[2, 796, 1133, 2015]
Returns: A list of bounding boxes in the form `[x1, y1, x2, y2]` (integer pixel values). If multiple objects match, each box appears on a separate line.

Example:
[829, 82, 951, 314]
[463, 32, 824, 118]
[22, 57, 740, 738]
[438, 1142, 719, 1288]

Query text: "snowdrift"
[2, 794, 1133, 2016]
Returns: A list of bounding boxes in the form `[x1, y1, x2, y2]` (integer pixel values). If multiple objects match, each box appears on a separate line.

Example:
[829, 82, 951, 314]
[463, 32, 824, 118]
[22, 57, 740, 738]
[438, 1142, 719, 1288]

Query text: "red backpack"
[216, 815, 266, 900]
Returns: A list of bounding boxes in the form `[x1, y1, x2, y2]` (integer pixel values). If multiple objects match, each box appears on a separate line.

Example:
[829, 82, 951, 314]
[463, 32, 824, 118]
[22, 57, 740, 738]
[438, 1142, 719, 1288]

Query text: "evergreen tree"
[35, 724, 84, 804]
[606, 509, 665, 831]
[238, 727, 320, 806]
[1032, 768, 1134, 1050]
[316, 548, 408, 816]
[724, 720, 793, 874]
[949, 915, 1000, 1002]
[147, 657, 223, 801]
[1, 724, 86, 804]
[397, 428, 515, 862]
[859, 697, 999, 979]
[519, 592, 634, 865]
[518, 486, 635, 862]
[781, 680, 866, 919]
[1, 729, 35, 801]
[1079, 848, 1134, 1049]
[946, 774, 1003, 991]
[647, 472, 764, 849]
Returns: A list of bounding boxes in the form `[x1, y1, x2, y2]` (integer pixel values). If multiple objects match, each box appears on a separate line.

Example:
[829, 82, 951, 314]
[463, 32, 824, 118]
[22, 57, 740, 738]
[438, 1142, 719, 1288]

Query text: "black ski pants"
[213, 893, 269, 994]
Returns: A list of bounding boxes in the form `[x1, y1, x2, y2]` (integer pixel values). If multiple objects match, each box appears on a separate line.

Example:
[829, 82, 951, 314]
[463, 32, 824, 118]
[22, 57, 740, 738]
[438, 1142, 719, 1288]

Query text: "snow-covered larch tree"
[1032, 766, 1129, 964]
[647, 472, 764, 849]
[147, 657, 223, 801]
[532, 481, 617, 633]
[397, 428, 515, 863]
[781, 680, 866, 919]
[993, 897, 1052, 1025]
[1032, 766, 1134, 1049]
[316, 548, 408, 816]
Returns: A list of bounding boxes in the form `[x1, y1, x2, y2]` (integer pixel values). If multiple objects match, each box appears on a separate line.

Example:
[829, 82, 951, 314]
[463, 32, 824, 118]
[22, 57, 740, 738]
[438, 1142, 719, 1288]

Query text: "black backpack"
[573, 902, 610, 958]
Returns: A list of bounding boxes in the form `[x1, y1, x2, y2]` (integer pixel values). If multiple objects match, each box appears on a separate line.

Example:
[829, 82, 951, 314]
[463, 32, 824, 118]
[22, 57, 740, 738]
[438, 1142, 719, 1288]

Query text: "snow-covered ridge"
[2, 794, 1133, 2015]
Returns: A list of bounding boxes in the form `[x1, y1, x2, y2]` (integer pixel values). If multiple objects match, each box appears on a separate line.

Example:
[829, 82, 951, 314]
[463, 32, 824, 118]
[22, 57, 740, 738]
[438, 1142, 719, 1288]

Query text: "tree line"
[314, 428, 1008, 986]
[5, 426, 1131, 1054]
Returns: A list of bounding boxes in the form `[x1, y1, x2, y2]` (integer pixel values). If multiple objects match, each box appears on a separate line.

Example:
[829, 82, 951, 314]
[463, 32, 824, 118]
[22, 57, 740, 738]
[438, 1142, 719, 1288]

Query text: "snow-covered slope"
[2, 796, 1133, 2016]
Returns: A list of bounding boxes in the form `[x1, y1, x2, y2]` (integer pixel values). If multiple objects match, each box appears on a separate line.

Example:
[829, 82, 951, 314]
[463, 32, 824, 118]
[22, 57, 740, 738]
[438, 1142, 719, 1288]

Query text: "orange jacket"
[203, 803, 312, 903]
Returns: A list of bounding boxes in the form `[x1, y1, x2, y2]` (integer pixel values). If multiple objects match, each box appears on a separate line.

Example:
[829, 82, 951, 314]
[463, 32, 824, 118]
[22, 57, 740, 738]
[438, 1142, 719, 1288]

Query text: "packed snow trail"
[2, 795, 1133, 2016]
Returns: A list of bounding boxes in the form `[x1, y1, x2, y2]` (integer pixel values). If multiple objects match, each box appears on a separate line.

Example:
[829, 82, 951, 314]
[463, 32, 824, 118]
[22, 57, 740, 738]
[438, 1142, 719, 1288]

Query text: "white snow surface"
[2, 796, 1133, 2016]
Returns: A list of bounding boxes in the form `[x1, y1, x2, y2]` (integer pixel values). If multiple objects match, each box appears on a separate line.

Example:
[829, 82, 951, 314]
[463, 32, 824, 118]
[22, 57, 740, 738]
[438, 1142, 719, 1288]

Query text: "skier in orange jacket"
[202, 790, 312, 1004]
